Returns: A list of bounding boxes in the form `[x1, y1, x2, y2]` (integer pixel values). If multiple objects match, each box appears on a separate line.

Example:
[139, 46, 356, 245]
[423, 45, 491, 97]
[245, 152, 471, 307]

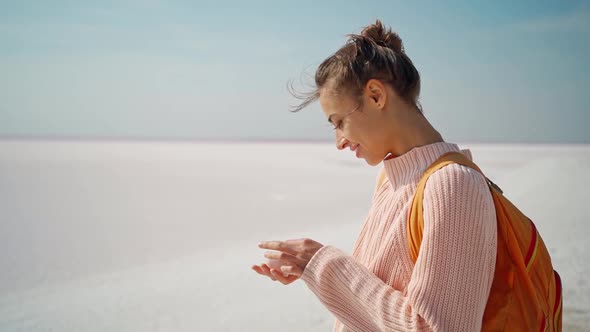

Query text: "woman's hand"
[251, 238, 324, 285]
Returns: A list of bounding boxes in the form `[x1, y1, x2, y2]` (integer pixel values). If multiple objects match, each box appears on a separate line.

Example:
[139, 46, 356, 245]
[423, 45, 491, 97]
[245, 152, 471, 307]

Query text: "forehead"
[319, 88, 357, 117]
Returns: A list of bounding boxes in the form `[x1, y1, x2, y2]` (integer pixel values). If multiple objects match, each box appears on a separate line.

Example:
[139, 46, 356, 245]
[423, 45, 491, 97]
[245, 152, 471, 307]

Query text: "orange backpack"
[377, 151, 563, 331]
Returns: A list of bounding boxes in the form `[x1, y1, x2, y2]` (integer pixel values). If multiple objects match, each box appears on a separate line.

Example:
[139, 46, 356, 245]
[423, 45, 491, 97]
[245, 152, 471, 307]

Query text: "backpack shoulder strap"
[376, 166, 388, 191]
[407, 151, 487, 262]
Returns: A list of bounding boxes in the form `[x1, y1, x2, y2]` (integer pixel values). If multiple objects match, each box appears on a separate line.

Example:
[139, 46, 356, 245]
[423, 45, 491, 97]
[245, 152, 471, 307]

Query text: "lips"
[350, 144, 361, 158]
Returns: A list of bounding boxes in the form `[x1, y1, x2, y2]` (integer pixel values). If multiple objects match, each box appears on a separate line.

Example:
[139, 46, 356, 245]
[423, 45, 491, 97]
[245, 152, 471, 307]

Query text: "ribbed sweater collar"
[383, 141, 472, 189]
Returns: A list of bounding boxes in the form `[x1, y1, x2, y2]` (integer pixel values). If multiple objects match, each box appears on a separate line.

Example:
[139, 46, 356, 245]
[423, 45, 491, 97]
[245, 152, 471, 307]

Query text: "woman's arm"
[300, 164, 497, 331]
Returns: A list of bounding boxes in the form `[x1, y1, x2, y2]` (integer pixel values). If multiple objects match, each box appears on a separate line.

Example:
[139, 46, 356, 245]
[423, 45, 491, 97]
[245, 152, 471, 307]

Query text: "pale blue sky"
[1, 0, 588, 143]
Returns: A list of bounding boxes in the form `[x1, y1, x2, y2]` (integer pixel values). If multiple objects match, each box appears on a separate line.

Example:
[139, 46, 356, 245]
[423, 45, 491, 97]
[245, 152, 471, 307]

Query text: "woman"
[251, 20, 497, 331]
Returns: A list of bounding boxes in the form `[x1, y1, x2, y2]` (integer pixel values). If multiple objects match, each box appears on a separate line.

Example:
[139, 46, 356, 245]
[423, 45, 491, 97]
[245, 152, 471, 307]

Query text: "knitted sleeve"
[300, 164, 497, 331]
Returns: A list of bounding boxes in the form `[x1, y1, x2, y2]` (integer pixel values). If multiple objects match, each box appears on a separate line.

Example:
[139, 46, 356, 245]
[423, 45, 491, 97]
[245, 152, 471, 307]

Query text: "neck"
[385, 105, 444, 158]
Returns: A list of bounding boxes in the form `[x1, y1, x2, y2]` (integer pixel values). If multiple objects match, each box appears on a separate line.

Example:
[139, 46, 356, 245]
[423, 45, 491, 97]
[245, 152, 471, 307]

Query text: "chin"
[364, 156, 382, 166]
[357, 147, 383, 166]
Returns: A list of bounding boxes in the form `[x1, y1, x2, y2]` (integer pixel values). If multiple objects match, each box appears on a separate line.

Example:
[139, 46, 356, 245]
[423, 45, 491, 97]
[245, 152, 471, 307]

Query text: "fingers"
[251, 263, 276, 281]
[259, 239, 323, 260]
[280, 264, 303, 277]
[260, 263, 276, 280]
[251, 263, 302, 284]
[263, 251, 306, 267]
[254, 239, 321, 285]
[258, 241, 300, 257]
[270, 268, 298, 285]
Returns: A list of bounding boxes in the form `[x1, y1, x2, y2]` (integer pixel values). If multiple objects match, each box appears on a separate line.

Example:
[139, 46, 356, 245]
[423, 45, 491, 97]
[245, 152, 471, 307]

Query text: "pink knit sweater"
[301, 142, 497, 332]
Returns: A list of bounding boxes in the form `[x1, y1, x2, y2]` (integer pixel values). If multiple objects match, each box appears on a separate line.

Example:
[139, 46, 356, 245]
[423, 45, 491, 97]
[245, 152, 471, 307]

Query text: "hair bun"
[361, 19, 403, 53]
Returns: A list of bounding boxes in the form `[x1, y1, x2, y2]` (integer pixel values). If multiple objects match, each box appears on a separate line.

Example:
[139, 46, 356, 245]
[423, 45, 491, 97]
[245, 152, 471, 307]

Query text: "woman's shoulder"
[424, 162, 490, 196]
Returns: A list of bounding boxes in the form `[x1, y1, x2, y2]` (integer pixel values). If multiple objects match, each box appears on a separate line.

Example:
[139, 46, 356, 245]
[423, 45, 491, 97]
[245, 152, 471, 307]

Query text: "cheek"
[357, 123, 385, 158]
[355, 122, 378, 146]
[345, 117, 380, 152]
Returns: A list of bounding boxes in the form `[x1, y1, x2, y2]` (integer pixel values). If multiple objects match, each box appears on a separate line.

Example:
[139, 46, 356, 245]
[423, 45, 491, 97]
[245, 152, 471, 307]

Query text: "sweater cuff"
[301, 245, 347, 284]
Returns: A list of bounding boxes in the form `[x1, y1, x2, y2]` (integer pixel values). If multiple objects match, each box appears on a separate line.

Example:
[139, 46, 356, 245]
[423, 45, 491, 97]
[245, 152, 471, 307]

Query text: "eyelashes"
[325, 122, 342, 130]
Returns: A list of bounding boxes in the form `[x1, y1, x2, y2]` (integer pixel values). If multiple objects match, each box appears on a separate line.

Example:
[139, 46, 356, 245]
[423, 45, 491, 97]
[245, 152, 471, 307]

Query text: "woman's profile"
[251, 19, 560, 331]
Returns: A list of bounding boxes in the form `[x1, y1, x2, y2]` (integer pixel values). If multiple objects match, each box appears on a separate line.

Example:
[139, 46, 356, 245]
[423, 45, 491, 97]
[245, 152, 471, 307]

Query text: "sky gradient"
[1, 0, 589, 143]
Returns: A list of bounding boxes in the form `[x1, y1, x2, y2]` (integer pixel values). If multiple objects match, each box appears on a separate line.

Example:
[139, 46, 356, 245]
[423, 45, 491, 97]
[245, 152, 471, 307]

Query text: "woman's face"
[319, 84, 392, 166]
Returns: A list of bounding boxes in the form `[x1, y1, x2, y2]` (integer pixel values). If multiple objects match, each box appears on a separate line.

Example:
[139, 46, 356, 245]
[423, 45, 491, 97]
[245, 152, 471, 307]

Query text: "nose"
[336, 134, 349, 150]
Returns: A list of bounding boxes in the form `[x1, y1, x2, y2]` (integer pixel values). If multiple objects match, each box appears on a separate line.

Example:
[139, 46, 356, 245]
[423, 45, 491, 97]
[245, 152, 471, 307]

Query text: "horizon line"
[0, 135, 588, 146]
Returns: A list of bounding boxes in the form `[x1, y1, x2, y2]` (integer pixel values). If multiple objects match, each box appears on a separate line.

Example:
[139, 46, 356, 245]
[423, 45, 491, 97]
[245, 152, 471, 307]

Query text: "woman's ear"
[365, 79, 387, 109]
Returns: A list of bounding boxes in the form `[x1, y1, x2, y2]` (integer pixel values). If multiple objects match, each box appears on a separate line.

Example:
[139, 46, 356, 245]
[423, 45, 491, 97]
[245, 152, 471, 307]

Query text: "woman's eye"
[333, 121, 342, 130]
